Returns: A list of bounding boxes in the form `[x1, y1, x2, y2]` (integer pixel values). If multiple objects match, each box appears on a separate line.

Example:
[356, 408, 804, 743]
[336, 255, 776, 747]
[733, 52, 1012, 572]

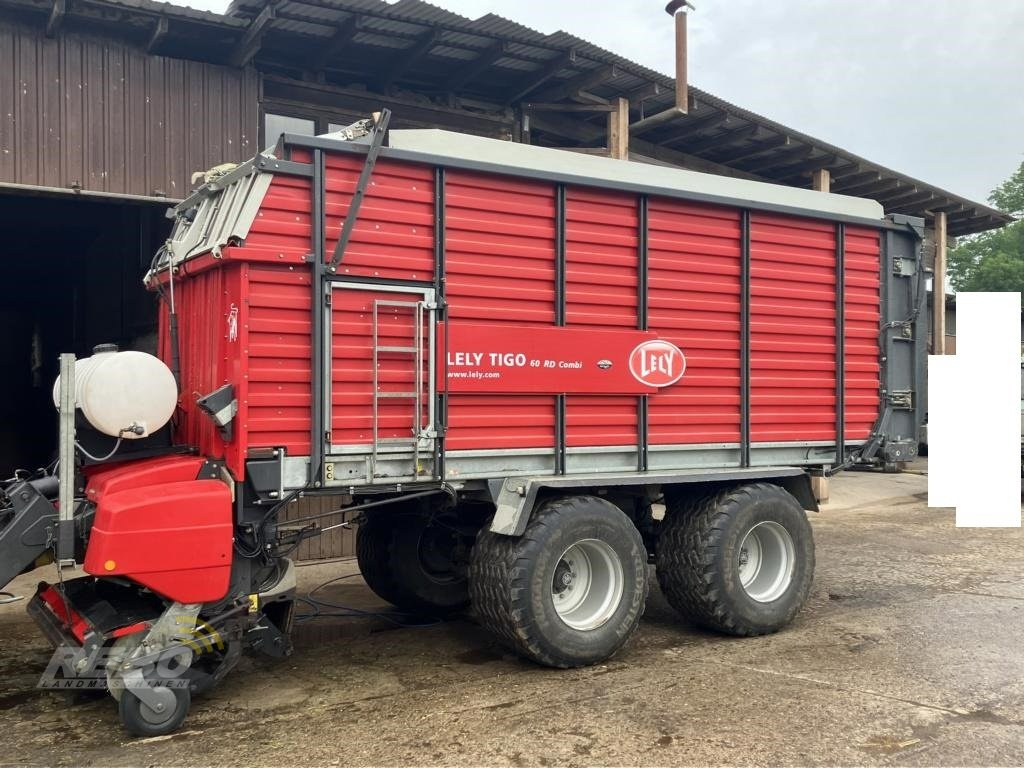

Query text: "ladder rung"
[377, 437, 418, 445]
[375, 391, 418, 399]
[376, 345, 418, 353]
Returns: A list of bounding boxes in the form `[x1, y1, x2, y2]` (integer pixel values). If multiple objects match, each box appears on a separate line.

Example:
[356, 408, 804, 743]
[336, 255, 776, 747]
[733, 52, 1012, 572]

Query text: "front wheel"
[656, 482, 814, 636]
[118, 684, 191, 737]
[470, 495, 648, 668]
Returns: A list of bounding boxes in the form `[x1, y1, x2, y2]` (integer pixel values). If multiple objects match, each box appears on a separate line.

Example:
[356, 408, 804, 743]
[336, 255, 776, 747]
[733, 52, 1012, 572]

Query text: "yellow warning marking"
[248, 594, 259, 613]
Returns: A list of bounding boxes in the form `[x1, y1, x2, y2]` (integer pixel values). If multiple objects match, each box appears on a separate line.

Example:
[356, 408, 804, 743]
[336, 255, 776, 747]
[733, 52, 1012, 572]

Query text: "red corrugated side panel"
[565, 187, 638, 447]
[324, 152, 435, 282]
[750, 213, 836, 442]
[647, 199, 742, 444]
[245, 264, 312, 457]
[844, 226, 881, 440]
[444, 170, 556, 450]
[158, 258, 247, 477]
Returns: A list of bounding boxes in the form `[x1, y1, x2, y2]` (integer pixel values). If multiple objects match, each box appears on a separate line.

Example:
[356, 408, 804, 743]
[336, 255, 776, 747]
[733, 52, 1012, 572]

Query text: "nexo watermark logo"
[629, 340, 686, 387]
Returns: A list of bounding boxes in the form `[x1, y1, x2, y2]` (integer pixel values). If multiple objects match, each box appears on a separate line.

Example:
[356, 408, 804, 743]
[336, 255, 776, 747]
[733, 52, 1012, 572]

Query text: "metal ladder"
[371, 299, 431, 479]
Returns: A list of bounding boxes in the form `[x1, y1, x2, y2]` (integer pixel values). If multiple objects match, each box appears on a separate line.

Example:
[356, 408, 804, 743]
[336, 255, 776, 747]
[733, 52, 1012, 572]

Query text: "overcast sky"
[180, 0, 1024, 206]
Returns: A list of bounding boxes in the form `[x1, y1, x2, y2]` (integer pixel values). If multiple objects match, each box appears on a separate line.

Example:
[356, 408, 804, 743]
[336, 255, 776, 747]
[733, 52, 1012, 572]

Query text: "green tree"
[948, 159, 1024, 292]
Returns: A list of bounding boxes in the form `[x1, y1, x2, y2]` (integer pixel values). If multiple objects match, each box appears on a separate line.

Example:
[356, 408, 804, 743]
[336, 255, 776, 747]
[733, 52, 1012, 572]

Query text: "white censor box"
[928, 292, 1022, 527]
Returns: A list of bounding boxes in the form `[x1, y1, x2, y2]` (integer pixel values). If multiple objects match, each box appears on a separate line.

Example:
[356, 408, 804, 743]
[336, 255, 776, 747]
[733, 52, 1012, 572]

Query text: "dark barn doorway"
[0, 192, 171, 473]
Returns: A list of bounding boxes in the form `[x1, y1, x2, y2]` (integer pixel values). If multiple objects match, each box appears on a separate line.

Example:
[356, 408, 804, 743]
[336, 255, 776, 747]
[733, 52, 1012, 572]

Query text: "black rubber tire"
[118, 685, 191, 737]
[469, 495, 648, 669]
[656, 482, 814, 636]
[355, 516, 408, 608]
[355, 512, 470, 615]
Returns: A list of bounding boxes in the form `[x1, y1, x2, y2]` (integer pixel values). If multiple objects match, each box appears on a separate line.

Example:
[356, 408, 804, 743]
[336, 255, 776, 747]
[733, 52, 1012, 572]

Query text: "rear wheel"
[470, 495, 648, 668]
[656, 482, 814, 636]
[356, 506, 470, 615]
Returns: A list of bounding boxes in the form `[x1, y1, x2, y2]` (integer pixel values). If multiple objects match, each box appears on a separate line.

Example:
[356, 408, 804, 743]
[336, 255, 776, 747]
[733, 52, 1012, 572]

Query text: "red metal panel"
[647, 199, 742, 444]
[158, 262, 244, 474]
[565, 187, 639, 447]
[844, 226, 881, 440]
[444, 170, 557, 451]
[331, 287, 425, 446]
[750, 213, 836, 442]
[246, 264, 313, 457]
[324, 154, 435, 281]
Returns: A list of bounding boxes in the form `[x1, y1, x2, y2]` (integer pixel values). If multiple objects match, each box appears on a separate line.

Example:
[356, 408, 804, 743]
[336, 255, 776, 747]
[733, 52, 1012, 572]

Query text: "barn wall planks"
[0, 19, 258, 199]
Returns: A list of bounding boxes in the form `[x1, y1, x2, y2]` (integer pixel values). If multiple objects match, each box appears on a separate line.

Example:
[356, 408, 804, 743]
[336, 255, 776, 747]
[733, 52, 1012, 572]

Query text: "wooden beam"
[838, 177, 902, 198]
[446, 40, 507, 92]
[882, 189, 937, 210]
[628, 80, 664, 104]
[146, 16, 168, 54]
[45, 0, 64, 37]
[534, 65, 618, 103]
[718, 134, 790, 164]
[661, 109, 730, 144]
[811, 168, 830, 193]
[504, 51, 577, 106]
[766, 153, 837, 179]
[309, 14, 361, 73]
[679, 123, 760, 155]
[741, 145, 813, 174]
[524, 102, 616, 113]
[231, 3, 276, 68]
[932, 211, 947, 354]
[831, 169, 881, 190]
[608, 97, 629, 160]
[379, 28, 438, 91]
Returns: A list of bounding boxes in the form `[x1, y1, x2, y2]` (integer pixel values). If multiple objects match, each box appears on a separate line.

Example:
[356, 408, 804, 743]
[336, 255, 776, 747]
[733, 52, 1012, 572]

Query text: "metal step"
[375, 391, 418, 399]
[376, 345, 418, 353]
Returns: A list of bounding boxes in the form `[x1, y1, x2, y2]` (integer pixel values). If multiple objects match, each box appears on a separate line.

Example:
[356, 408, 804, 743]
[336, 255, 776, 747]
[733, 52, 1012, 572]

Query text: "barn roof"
[0, 0, 1012, 235]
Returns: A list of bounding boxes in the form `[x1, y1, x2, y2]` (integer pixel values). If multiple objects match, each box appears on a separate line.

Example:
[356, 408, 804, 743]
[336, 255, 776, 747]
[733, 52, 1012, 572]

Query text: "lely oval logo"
[629, 340, 686, 387]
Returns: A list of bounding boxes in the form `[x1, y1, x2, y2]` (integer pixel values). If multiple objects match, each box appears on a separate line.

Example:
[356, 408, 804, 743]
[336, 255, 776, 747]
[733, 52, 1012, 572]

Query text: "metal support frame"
[327, 108, 392, 273]
[554, 184, 567, 474]
[637, 194, 649, 472]
[739, 210, 752, 468]
[308, 150, 327, 488]
[434, 167, 448, 480]
[57, 353, 76, 564]
[834, 223, 846, 466]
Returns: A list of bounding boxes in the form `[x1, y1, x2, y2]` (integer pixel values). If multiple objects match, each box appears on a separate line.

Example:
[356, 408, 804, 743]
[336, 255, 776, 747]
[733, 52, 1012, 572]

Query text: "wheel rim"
[737, 521, 796, 603]
[551, 539, 624, 631]
[136, 686, 178, 725]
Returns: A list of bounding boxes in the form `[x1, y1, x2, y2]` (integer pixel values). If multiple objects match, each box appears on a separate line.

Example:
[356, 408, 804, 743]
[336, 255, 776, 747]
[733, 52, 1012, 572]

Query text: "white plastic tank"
[52, 345, 178, 438]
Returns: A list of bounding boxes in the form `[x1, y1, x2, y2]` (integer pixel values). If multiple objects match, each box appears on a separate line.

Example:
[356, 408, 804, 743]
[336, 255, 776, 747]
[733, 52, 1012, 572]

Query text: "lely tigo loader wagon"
[0, 112, 924, 735]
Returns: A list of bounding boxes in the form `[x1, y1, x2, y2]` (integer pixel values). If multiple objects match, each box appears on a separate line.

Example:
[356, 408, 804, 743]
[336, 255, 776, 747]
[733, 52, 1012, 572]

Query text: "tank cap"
[92, 343, 119, 354]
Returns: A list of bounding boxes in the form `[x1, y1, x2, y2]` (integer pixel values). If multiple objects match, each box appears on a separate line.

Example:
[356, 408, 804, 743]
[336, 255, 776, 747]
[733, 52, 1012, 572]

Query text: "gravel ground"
[1, 462, 1022, 767]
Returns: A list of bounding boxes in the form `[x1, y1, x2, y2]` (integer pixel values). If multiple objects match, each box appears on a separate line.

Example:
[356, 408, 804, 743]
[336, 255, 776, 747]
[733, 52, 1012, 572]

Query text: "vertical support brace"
[309, 149, 326, 487]
[740, 210, 751, 468]
[555, 183, 567, 474]
[835, 223, 847, 465]
[57, 353, 76, 564]
[434, 167, 447, 480]
[932, 211, 947, 355]
[637, 194, 649, 472]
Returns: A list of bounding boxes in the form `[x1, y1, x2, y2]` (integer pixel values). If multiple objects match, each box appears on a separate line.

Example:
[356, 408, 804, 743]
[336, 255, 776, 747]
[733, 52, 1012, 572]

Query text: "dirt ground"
[1, 462, 1022, 767]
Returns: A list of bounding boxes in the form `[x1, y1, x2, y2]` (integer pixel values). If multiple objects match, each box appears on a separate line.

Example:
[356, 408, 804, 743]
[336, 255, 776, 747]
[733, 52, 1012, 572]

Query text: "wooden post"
[608, 97, 630, 160]
[933, 211, 947, 355]
[811, 168, 831, 192]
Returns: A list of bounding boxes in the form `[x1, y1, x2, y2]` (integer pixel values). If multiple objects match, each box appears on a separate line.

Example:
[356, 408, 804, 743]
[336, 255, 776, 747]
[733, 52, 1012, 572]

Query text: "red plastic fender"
[84, 478, 233, 604]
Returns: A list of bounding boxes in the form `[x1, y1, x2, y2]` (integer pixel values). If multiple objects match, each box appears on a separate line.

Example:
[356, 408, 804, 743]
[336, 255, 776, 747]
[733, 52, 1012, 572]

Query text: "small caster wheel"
[118, 685, 191, 737]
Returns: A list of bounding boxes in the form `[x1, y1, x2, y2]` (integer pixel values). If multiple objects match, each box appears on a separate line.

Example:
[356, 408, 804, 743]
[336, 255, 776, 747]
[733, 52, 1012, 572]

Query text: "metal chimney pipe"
[674, 6, 688, 112]
[629, 1, 694, 133]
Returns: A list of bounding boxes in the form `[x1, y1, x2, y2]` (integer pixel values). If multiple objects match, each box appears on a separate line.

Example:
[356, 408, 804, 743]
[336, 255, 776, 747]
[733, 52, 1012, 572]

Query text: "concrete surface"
[1, 463, 1022, 767]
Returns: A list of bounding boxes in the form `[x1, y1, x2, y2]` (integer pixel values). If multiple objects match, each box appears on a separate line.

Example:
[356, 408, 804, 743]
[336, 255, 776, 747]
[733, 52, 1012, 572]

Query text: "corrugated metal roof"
[0, 0, 1012, 235]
